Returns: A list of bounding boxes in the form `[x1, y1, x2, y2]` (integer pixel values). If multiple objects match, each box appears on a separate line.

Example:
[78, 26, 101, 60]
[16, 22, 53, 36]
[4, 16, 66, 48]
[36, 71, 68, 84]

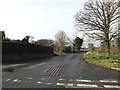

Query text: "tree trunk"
[105, 40, 110, 56]
[75, 45, 80, 52]
[59, 44, 64, 53]
[60, 46, 62, 53]
[73, 44, 75, 52]
[118, 37, 120, 58]
[105, 31, 110, 56]
[118, 5, 120, 58]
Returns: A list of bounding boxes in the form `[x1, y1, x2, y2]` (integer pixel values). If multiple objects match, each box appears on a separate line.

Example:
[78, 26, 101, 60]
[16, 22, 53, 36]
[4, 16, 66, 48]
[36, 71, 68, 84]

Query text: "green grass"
[85, 55, 120, 61]
[83, 53, 120, 70]
[80, 49, 88, 51]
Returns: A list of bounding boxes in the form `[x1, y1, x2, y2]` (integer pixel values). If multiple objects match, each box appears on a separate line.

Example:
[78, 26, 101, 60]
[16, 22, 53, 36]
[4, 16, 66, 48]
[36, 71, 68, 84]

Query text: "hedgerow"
[2, 41, 53, 62]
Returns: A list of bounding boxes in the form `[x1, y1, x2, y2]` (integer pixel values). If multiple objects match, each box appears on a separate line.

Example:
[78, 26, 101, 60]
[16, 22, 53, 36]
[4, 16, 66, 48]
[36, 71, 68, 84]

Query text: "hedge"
[2, 41, 53, 62]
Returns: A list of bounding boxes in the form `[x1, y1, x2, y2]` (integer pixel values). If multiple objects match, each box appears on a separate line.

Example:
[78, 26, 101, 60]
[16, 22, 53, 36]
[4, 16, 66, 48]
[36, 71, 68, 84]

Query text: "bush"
[88, 43, 95, 53]
[63, 46, 71, 53]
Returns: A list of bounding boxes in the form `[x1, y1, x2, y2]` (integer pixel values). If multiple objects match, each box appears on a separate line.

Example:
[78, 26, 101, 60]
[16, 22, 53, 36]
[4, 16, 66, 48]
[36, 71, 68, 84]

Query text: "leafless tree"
[75, 0, 120, 55]
[55, 30, 68, 53]
[118, 1, 120, 58]
[67, 37, 75, 52]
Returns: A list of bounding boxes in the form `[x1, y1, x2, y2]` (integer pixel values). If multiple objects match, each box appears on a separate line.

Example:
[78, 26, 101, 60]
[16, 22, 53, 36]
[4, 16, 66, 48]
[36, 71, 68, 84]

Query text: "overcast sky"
[0, 0, 100, 47]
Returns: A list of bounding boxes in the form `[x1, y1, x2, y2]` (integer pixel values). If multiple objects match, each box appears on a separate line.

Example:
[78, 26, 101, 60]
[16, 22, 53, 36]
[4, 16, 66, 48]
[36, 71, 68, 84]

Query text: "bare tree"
[67, 37, 75, 52]
[54, 42, 60, 53]
[55, 30, 68, 53]
[75, 0, 120, 55]
[118, 1, 120, 58]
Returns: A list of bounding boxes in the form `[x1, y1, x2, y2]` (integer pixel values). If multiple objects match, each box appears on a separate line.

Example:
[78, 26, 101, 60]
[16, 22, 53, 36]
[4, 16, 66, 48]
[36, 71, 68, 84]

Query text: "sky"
[0, 0, 100, 48]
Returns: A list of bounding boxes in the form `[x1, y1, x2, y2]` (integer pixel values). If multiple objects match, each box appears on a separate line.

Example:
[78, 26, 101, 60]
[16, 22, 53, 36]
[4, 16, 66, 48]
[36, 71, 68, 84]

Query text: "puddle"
[3, 68, 14, 72]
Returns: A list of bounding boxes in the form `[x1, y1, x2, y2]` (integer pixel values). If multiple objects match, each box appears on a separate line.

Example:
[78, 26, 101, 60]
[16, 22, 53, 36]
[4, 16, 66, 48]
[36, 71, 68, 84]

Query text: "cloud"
[1, 0, 88, 3]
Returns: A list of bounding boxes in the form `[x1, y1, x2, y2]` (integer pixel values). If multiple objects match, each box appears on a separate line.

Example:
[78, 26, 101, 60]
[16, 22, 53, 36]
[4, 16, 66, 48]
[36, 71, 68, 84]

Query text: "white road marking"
[12, 79, 21, 82]
[47, 83, 53, 85]
[100, 80, 118, 83]
[57, 83, 65, 86]
[67, 83, 74, 86]
[103, 85, 120, 88]
[111, 81, 118, 83]
[64, 83, 74, 88]
[3, 63, 28, 68]
[75, 79, 118, 83]
[13, 79, 18, 82]
[37, 81, 42, 84]
[6, 79, 10, 81]
[77, 84, 98, 88]
[56, 79, 119, 88]
[59, 79, 65, 81]
[23, 63, 46, 69]
[100, 80, 110, 82]
[26, 77, 33, 79]
[76, 79, 92, 82]
[17, 80, 22, 82]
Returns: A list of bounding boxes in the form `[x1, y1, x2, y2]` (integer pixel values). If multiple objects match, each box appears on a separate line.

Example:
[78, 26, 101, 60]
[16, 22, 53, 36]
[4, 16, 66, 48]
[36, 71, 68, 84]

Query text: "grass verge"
[80, 49, 89, 52]
[83, 52, 120, 71]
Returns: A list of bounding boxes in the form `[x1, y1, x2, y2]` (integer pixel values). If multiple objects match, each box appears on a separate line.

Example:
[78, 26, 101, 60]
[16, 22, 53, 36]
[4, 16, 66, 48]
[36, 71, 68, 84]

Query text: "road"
[2, 52, 120, 89]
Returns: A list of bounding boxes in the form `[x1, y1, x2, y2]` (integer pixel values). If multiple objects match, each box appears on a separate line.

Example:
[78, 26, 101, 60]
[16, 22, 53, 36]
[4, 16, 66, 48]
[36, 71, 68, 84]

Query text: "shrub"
[88, 43, 95, 53]
[64, 46, 71, 53]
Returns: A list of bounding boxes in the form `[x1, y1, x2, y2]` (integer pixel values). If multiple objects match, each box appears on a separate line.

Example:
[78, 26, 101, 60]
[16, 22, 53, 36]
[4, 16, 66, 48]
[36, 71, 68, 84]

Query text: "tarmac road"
[2, 52, 120, 89]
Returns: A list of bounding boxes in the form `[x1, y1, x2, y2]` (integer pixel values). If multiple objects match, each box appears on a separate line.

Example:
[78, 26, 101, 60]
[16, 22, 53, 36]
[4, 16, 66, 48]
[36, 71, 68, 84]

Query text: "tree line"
[54, 30, 83, 53]
[1, 31, 84, 54]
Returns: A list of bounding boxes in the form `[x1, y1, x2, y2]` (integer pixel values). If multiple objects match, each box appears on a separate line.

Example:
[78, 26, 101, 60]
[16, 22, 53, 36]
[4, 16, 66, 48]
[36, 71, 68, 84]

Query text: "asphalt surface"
[2, 52, 120, 89]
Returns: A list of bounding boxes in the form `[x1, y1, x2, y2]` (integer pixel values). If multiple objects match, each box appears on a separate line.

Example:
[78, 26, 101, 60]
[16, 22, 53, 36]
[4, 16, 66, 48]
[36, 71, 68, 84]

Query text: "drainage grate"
[46, 66, 62, 76]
